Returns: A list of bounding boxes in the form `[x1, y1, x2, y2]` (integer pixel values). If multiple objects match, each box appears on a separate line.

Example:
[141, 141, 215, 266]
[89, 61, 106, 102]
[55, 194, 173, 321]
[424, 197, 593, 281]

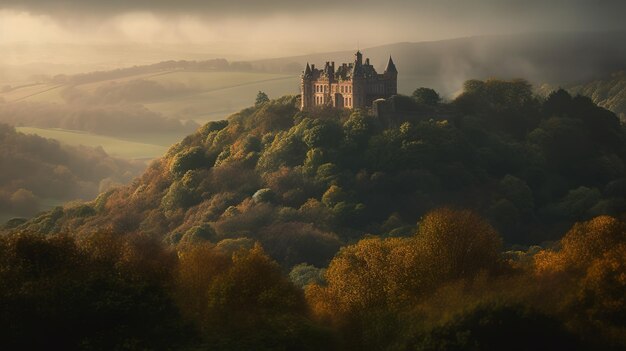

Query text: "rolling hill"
[0, 68, 299, 159]
[0, 124, 145, 222]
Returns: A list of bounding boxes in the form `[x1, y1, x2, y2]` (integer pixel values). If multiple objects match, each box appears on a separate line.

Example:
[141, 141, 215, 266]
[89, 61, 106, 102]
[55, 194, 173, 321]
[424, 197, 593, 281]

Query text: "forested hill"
[8, 79, 626, 269]
[0, 124, 144, 220]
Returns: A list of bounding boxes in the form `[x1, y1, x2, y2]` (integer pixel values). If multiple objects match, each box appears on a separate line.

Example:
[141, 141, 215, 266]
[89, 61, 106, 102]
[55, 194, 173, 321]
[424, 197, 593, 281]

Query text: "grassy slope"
[16, 127, 168, 160]
[1, 70, 298, 160]
[1, 71, 298, 122]
[145, 74, 299, 123]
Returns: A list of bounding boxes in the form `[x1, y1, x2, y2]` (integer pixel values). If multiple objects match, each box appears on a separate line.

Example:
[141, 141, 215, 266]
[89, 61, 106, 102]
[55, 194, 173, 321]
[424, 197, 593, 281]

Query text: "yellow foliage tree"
[416, 207, 503, 283]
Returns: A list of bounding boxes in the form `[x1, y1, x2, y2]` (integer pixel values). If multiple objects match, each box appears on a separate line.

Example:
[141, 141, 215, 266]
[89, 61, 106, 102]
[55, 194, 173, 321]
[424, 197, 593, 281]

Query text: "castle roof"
[302, 52, 396, 81]
[384, 56, 398, 74]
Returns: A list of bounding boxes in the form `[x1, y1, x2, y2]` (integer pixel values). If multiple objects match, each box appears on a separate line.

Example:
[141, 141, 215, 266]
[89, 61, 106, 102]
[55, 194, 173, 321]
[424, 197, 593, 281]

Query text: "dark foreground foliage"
[2, 210, 626, 350]
[0, 232, 334, 350]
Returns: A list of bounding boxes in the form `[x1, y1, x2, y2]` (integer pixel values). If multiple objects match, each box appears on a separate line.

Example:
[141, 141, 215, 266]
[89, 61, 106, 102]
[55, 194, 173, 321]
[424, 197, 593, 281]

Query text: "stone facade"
[300, 51, 398, 110]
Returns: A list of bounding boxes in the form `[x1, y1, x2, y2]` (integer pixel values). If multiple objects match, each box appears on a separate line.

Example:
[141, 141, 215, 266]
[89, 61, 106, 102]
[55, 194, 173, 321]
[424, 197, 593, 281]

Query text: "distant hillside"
[567, 71, 626, 121]
[0, 124, 144, 221]
[538, 71, 626, 122]
[0, 67, 297, 138]
[253, 31, 626, 96]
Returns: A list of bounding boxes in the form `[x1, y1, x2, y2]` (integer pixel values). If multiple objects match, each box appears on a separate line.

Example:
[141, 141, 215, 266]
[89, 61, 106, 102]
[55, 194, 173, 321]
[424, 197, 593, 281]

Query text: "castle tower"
[351, 51, 365, 108]
[300, 63, 313, 110]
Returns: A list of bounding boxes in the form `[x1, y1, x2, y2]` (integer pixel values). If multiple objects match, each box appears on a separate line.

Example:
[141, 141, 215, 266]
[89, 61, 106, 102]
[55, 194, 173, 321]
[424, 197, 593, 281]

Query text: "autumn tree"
[176, 243, 334, 350]
[416, 208, 504, 283]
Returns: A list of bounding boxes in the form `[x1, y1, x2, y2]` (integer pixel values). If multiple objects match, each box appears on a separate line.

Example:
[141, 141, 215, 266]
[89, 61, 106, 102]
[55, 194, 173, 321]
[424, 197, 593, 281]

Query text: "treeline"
[48, 59, 255, 85]
[0, 102, 198, 137]
[304, 209, 626, 350]
[2, 209, 625, 349]
[61, 79, 196, 105]
[0, 231, 332, 350]
[0, 124, 144, 218]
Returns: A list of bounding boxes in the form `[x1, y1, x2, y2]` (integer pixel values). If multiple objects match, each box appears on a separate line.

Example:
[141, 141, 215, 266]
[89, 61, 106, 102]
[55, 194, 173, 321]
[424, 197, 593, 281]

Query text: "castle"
[300, 51, 397, 110]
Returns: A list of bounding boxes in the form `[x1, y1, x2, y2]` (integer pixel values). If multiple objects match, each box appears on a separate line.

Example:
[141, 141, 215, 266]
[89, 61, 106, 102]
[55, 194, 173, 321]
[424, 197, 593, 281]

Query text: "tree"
[412, 87, 441, 106]
[0, 232, 188, 350]
[255, 91, 270, 106]
[412, 304, 584, 351]
[580, 243, 626, 327]
[416, 208, 503, 282]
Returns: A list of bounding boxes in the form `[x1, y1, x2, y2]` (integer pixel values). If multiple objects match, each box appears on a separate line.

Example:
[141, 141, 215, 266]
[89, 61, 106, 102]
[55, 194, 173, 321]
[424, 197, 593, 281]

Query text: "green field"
[1, 70, 300, 124]
[16, 127, 169, 160]
[146, 74, 300, 123]
[2, 70, 299, 160]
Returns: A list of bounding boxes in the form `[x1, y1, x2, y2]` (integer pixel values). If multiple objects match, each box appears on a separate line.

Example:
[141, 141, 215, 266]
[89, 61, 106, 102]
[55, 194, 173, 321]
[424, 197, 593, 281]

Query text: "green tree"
[255, 91, 270, 106]
[412, 87, 441, 106]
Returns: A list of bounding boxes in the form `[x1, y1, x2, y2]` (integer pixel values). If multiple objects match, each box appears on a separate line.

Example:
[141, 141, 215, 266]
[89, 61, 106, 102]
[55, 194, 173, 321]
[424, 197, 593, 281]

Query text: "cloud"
[1, 0, 625, 58]
[1, 0, 624, 26]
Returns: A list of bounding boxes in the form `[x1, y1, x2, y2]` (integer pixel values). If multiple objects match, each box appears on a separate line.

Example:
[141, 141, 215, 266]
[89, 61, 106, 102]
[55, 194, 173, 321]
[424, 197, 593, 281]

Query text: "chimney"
[365, 58, 370, 65]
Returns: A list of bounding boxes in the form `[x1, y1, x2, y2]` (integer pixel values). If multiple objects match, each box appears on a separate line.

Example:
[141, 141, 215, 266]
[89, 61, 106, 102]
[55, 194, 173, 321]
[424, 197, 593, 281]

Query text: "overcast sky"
[1, 0, 625, 57]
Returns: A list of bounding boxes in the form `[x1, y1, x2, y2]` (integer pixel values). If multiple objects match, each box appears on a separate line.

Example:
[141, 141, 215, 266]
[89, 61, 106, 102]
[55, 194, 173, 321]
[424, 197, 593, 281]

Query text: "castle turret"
[384, 56, 397, 75]
[355, 50, 363, 66]
[301, 62, 313, 110]
[383, 56, 398, 95]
